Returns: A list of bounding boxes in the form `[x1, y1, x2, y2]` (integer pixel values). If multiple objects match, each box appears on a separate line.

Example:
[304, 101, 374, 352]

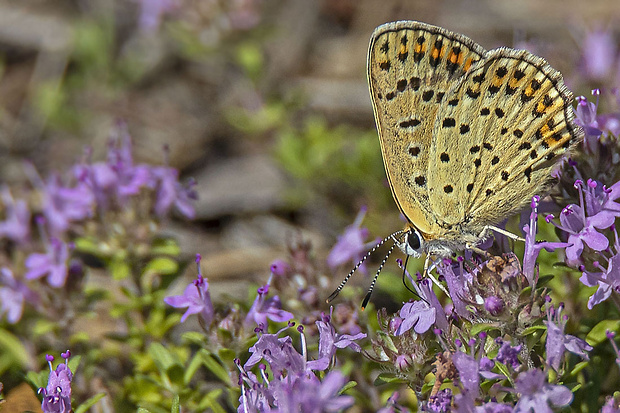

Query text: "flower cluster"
[0, 123, 196, 324]
[236, 315, 364, 413]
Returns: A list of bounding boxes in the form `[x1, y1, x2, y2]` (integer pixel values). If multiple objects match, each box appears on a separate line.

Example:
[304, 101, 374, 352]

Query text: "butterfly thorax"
[399, 222, 488, 258]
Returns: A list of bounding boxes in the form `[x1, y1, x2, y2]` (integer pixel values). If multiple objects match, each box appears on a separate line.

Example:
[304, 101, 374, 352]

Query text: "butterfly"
[328, 21, 583, 306]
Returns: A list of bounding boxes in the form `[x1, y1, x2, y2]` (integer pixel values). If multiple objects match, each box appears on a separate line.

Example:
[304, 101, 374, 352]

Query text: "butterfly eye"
[400, 228, 424, 257]
[407, 230, 421, 250]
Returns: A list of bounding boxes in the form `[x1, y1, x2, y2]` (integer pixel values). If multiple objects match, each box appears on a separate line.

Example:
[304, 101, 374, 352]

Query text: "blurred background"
[1, 0, 619, 300]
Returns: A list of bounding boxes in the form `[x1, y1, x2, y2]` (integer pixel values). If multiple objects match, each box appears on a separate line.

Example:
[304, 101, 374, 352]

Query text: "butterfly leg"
[424, 255, 451, 297]
[467, 244, 492, 258]
[481, 225, 526, 243]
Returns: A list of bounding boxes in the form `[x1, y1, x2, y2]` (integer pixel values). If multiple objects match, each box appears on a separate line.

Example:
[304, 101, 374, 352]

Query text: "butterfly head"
[396, 226, 424, 258]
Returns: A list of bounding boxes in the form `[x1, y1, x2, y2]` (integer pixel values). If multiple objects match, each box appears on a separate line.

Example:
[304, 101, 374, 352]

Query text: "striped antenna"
[361, 242, 397, 309]
[326, 230, 403, 303]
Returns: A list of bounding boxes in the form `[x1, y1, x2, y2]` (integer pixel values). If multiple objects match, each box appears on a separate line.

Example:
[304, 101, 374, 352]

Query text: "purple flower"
[606, 331, 620, 374]
[270, 259, 291, 278]
[452, 351, 480, 399]
[579, 247, 620, 308]
[271, 370, 354, 412]
[0, 268, 38, 324]
[514, 369, 573, 412]
[136, 0, 177, 31]
[495, 339, 521, 370]
[580, 29, 617, 81]
[574, 95, 603, 151]
[239, 324, 356, 412]
[307, 311, 366, 371]
[0, 186, 30, 244]
[105, 127, 152, 202]
[423, 388, 452, 412]
[164, 254, 214, 324]
[395, 296, 437, 336]
[395, 265, 448, 335]
[42, 175, 94, 236]
[474, 402, 513, 412]
[438, 258, 472, 319]
[554, 203, 609, 265]
[150, 167, 196, 218]
[39, 351, 73, 413]
[25, 238, 71, 288]
[602, 395, 620, 413]
[544, 305, 592, 370]
[327, 206, 375, 272]
[244, 283, 293, 327]
[522, 196, 569, 284]
[244, 331, 306, 377]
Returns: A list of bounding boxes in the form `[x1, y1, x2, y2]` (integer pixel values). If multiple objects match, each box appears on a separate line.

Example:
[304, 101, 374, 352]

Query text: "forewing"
[368, 21, 485, 235]
[427, 48, 583, 231]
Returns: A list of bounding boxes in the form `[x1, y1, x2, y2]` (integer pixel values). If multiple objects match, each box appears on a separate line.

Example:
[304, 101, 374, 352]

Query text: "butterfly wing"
[427, 48, 583, 234]
[368, 21, 486, 236]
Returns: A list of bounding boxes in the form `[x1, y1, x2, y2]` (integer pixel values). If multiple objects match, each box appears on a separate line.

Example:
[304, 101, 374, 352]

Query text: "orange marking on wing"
[524, 85, 544, 98]
[463, 58, 473, 71]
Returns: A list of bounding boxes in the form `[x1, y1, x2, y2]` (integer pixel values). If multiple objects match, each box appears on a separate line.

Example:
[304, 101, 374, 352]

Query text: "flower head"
[327, 206, 376, 273]
[514, 369, 573, 412]
[307, 310, 366, 371]
[580, 29, 617, 81]
[544, 304, 592, 370]
[42, 175, 94, 236]
[39, 351, 73, 413]
[495, 339, 522, 370]
[25, 238, 72, 288]
[0, 186, 30, 244]
[150, 167, 196, 218]
[164, 254, 214, 325]
[0, 267, 38, 324]
[244, 282, 294, 327]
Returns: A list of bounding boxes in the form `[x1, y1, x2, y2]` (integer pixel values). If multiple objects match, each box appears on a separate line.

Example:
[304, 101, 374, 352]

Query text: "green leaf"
[199, 350, 231, 385]
[218, 348, 237, 365]
[184, 352, 204, 385]
[340, 380, 357, 393]
[470, 323, 499, 336]
[373, 373, 404, 386]
[586, 319, 620, 346]
[110, 254, 131, 280]
[0, 329, 30, 369]
[151, 238, 181, 256]
[197, 389, 226, 413]
[25, 370, 48, 390]
[494, 362, 513, 386]
[32, 319, 58, 336]
[144, 257, 179, 277]
[148, 342, 181, 374]
[137, 409, 152, 413]
[181, 332, 207, 346]
[68, 355, 82, 373]
[568, 361, 589, 377]
[536, 274, 554, 287]
[521, 325, 548, 336]
[74, 392, 107, 413]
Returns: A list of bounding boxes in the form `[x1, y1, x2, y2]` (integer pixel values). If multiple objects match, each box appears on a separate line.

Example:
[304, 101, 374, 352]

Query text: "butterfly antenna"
[327, 230, 403, 303]
[361, 242, 396, 310]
